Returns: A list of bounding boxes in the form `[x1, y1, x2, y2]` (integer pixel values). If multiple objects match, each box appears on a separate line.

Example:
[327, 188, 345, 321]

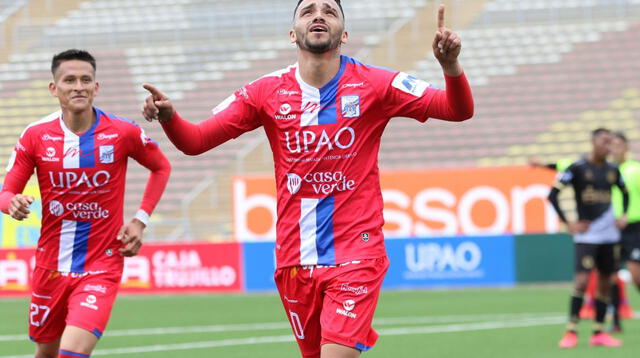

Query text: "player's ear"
[289, 29, 297, 44]
[48, 82, 57, 97]
[94, 81, 100, 96]
[341, 30, 349, 45]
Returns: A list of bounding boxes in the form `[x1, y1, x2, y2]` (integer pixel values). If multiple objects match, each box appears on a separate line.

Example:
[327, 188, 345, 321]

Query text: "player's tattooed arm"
[432, 4, 462, 77]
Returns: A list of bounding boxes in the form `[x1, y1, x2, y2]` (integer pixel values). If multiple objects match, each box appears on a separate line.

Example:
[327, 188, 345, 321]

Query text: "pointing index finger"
[437, 4, 445, 29]
[142, 83, 163, 99]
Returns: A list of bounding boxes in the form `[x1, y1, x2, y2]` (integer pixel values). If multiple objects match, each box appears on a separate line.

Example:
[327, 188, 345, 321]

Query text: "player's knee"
[34, 351, 57, 358]
[35, 342, 60, 358]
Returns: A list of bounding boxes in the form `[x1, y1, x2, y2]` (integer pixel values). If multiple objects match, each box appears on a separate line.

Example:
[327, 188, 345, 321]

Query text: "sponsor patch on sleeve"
[391, 72, 430, 97]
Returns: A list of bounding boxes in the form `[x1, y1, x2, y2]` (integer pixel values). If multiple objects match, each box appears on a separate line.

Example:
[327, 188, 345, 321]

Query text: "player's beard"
[296, 29, 342, 54]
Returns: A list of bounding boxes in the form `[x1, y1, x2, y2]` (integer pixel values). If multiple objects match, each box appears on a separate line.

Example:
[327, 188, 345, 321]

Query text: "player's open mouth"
[309, 25, 328, 33]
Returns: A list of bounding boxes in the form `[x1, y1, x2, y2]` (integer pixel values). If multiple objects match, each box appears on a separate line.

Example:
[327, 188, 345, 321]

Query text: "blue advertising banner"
[383, 236, 515, 289]
[242, 241, 277, 292]
[242, 236, 516, 292]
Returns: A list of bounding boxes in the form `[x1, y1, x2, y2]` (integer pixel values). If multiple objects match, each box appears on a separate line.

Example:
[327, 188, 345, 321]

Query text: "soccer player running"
[142, 1, 473, 357]
[0, 49, 171, 358]
[548, 128, 629, 348]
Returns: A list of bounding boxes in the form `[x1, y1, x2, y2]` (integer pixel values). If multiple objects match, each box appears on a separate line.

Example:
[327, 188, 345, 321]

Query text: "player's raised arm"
[432, 4, 462, 77]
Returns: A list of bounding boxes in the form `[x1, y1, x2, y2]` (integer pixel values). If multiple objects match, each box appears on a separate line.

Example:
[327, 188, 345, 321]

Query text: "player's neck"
[297, 50, 342, 88]
[588, 153, 607, 166]
[61, 107, 96, 135]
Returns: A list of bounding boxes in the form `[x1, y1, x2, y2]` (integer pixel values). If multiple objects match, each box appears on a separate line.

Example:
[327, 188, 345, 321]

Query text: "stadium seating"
[0, 1, 26, 22]
[0, 0, 428, 240]
[381, 0, 640, 170]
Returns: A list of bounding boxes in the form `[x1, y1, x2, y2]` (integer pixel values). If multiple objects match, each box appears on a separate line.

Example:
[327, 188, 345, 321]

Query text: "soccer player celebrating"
[142, 1, 473, 357]
[548, 128, 628, 348]
[0, 49, 171, 358]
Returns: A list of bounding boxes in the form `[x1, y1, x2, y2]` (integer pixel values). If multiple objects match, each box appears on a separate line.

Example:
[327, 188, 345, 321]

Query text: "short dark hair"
[51, 49, 96, 76]
[591, 127, 610, 139]
[294, 0, 344, 19]
[612, 130, 628, 143]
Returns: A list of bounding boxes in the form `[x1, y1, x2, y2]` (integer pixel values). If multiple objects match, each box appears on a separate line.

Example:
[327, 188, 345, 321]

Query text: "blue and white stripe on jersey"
[295, 56, 347, 127]
[61, 108, 100, 169]
[299, 196, 336, 266]
[58, 220, 92, 272]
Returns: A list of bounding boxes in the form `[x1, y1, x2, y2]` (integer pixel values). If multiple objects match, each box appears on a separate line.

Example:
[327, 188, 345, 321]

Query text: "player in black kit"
[549, 128, 629, 348]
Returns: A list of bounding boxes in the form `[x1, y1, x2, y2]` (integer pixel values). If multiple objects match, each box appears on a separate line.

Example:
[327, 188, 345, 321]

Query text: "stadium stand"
[380, 0, 640, 169]
[0, 0, 429, 240]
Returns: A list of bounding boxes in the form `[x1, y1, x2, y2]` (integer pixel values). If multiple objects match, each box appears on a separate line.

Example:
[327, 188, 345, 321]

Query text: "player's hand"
[142, 83, 175, 123]
[432, 4, 462, 76]
[616, 215, 628, 230]
[8, 194, 35, 221]
[568, 220, 590, 235]
[117, 218, 145, 257]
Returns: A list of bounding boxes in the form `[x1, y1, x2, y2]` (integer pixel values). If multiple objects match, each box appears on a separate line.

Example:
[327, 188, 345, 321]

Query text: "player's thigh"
[66, 271, 122, 340]
[29, 268, 70, 343]
[574, 243, 598, 273]
[275, 266, 323, 358]
[320, 257, 389, 352]
[595, 244, 617, 275]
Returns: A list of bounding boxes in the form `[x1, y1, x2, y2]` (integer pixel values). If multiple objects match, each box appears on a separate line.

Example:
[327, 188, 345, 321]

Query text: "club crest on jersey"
[99, 145, 114, 164]
[392, 72, 429, 97]
[341, 95, 360, 118]
[287, 173, 302, 195]
[49, 200, 64, 216]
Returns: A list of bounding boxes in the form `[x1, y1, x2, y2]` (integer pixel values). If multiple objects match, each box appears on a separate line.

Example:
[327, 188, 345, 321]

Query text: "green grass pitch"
[1, 285, 638, 357]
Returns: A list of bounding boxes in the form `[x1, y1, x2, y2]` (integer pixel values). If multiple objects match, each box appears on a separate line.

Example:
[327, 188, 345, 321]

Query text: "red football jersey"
[3, 108, 162, 273]
[211, 56, 444, 267]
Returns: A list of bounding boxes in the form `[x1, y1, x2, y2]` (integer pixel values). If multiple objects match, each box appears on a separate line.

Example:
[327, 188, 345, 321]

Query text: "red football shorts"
[28, 267, 121, 342]
[274, 256, 389, 358]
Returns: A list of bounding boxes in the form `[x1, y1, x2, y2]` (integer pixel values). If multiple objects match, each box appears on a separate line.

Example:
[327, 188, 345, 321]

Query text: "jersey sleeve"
[125, 123, 171, 219]
[553, 163, 575, 188]
[161, 82, 264, 155]
[0, 130, 37, 213]
[370, 68, 473, 122]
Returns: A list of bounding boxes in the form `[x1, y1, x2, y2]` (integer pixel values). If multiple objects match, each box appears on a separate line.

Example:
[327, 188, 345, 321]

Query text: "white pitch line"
[0, 316, 571, 358]
[0, 312, 563, 342]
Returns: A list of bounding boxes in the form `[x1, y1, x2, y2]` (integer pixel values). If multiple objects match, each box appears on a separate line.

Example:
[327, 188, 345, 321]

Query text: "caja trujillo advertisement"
[0, 243, 243, 296]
